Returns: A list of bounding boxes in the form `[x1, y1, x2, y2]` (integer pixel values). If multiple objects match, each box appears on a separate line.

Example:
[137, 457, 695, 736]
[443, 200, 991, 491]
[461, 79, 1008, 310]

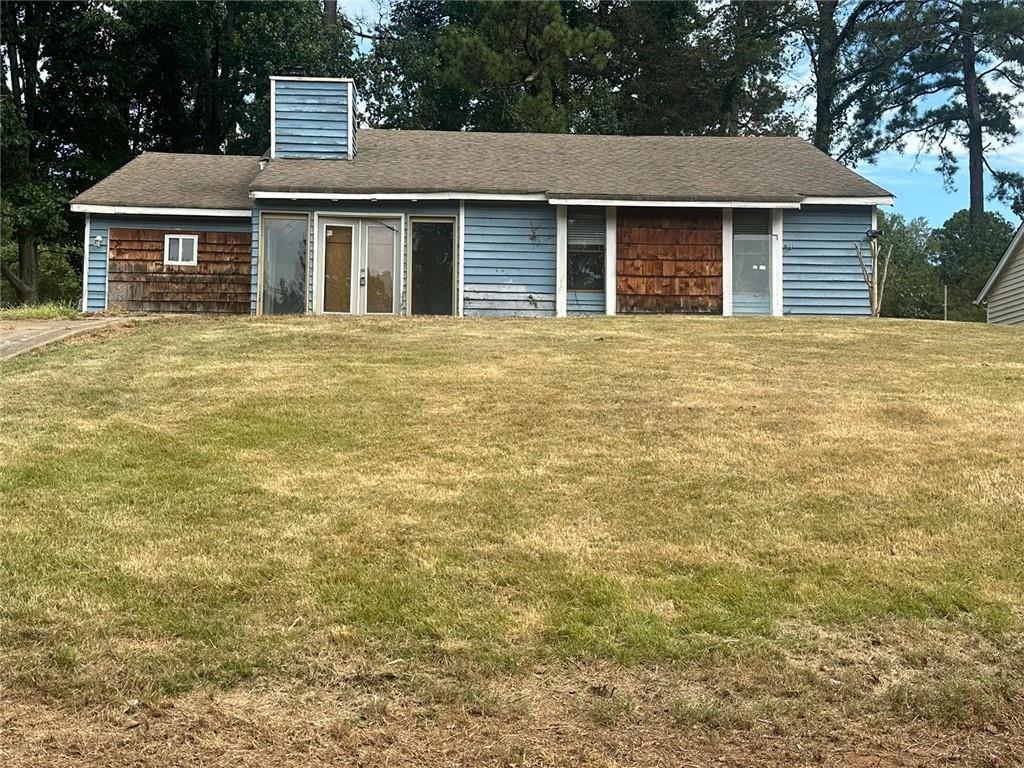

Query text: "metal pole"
[944, 285, 948, 321]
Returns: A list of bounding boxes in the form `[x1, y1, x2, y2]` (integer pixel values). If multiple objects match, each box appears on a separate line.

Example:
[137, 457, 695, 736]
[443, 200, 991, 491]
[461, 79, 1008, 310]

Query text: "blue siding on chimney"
[782, 205, 872, 316]
[84, 215, 249, 312]
[463, 203, 557, 316]
[272, 79, 350, 159]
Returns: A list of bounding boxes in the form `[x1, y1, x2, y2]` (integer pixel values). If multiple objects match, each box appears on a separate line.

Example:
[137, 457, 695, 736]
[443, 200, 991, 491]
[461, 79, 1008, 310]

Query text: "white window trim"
[605, 206, 616, 316]
[164, 234, 199, 266]
[555, 205, 567, 317]
[721, 209, 733, 317]
[771, 210, 784, 317]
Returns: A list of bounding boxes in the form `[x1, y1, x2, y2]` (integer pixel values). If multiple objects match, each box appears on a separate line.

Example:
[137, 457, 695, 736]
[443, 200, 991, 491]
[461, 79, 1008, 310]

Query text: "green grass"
[2, 315, 1022, 742]
[0, 301, 81, 320]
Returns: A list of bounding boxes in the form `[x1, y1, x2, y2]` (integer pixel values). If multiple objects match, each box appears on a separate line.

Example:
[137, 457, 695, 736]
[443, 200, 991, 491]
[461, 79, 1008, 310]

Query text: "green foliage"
[878, 211, 943, 320]
[932, 209, 1015, 321]
[881, 0, 1024, 215]
[361, 0, 797, 136]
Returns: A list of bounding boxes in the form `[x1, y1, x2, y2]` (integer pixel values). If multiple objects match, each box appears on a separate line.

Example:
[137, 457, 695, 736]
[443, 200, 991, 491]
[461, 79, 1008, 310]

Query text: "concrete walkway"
[0, 317, 130, 363]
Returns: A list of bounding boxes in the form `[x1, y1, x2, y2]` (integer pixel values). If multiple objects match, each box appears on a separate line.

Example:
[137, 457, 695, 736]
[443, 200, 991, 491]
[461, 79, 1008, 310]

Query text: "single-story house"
[70, 75, 894, 319]
[975, 222, 1024, 326]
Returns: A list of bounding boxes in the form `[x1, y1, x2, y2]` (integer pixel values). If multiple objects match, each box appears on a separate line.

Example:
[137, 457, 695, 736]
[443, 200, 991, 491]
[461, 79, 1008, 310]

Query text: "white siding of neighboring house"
[986, 239, 1024, 326]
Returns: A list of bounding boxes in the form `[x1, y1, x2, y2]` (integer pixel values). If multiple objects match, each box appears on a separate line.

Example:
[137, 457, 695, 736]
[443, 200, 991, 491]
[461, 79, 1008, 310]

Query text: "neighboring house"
[70, 75, 894, 319]
[975, 223, 1024, 326]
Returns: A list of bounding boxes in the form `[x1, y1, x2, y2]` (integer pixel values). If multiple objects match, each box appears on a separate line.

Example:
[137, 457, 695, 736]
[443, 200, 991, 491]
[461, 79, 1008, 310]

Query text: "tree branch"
[0, 260, 30, 296]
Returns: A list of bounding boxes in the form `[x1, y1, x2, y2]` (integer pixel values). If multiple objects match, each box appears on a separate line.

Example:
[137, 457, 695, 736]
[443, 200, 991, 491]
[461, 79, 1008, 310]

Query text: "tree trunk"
[812, 0, 839, 154]
[960, 0, 984, 222]
[3, 232, 40, 305]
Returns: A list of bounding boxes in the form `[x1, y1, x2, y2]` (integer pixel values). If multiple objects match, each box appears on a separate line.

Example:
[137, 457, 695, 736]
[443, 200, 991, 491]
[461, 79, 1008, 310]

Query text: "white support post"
[771, 209, 784, 317]
[556, 204, 567, 318]
[458, 200, 466, 317]
[605, 206, 617, 315]
[721, 208, 733, 317]
[81, 214, 91, 312]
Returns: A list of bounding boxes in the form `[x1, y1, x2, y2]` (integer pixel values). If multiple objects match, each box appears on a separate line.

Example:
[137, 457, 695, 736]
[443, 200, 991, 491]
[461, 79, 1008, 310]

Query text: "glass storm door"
[319, 218, 399, 315]
[261, 215, 307, 315]
[363, 222, 398, 314]
[409, 219, 456, 315]
[732, 211, 772, 316]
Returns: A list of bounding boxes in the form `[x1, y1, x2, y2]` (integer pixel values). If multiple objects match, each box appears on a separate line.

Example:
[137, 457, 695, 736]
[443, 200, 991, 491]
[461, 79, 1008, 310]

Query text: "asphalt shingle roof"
[71, 152, 261, 210]
[72, 131, 892, 210]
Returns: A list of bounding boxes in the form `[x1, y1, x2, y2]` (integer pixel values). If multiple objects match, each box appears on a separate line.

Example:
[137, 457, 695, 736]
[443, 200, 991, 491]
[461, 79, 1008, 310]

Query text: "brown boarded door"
[616, 208, 723, 314]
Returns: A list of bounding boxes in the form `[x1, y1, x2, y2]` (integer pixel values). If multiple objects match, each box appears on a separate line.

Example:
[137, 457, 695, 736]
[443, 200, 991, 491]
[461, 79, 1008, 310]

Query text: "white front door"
[317, 217, 400, 314]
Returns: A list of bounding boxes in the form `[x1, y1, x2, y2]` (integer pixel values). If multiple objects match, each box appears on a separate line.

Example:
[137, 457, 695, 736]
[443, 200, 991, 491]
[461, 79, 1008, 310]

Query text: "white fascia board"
[976, 223, 1024, 303]
[801, 196, 895, 206]
[249, 191, 548, 202]
[70, 204, 252, 217]
[269, 76, 355, 83]
[549, 198, 802, 209]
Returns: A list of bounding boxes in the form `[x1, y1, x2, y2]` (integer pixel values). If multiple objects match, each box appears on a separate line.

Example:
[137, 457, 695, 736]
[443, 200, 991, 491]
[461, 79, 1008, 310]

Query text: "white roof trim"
[269, 76, 355, 83]
[549, 198, 802, 209]
[976, 223, 1024, 303]
[801, 195, 895, 206]
[70, 204, 251, 217]
[249, 191, 548, 201]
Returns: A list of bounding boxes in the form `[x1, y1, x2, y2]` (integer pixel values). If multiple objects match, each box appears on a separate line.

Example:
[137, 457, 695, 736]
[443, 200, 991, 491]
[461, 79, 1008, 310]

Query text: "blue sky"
[858, 149, 1020, 227]
[339, 0, 1021, 229]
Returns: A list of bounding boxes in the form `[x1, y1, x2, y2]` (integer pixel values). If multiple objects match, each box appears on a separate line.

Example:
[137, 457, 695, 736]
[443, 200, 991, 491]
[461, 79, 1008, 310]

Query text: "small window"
[567, 207, 605, 291]
[164, 234, 198, 266]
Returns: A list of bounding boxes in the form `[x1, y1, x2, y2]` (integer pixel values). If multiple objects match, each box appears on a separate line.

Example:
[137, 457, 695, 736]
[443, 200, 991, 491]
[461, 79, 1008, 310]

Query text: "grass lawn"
[0, 301, 81, 320]
[2, 315, 1022, 766]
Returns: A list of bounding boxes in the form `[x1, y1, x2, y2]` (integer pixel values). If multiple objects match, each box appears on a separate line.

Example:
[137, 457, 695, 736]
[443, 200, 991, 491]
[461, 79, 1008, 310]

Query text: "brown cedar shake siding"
[108, 228, 252, 314]
[616, 208, 723, 314]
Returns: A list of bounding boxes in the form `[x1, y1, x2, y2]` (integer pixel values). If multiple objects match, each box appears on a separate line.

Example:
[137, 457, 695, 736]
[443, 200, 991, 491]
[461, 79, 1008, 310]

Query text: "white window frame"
[164, 234, 199, 266]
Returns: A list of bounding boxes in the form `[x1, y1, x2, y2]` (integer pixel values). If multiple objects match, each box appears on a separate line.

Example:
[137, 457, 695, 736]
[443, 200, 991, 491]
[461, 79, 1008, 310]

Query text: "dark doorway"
[410, 219, 456, 315]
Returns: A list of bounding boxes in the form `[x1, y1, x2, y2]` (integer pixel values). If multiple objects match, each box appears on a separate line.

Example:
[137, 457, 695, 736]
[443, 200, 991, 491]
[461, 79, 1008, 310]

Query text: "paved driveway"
[0, 317, 129, 362]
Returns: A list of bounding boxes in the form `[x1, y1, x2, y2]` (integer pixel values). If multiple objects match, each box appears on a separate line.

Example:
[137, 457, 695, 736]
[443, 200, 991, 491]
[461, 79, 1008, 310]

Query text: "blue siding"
[463, 203, 557, 317]
[273, 79, 350, 159]
[783, 205, 872, 316]
[85, 215, 249, 312]
[251, 200, 459, 315]
[567, 290, 605, 316]
[733, 293, 770, 316]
